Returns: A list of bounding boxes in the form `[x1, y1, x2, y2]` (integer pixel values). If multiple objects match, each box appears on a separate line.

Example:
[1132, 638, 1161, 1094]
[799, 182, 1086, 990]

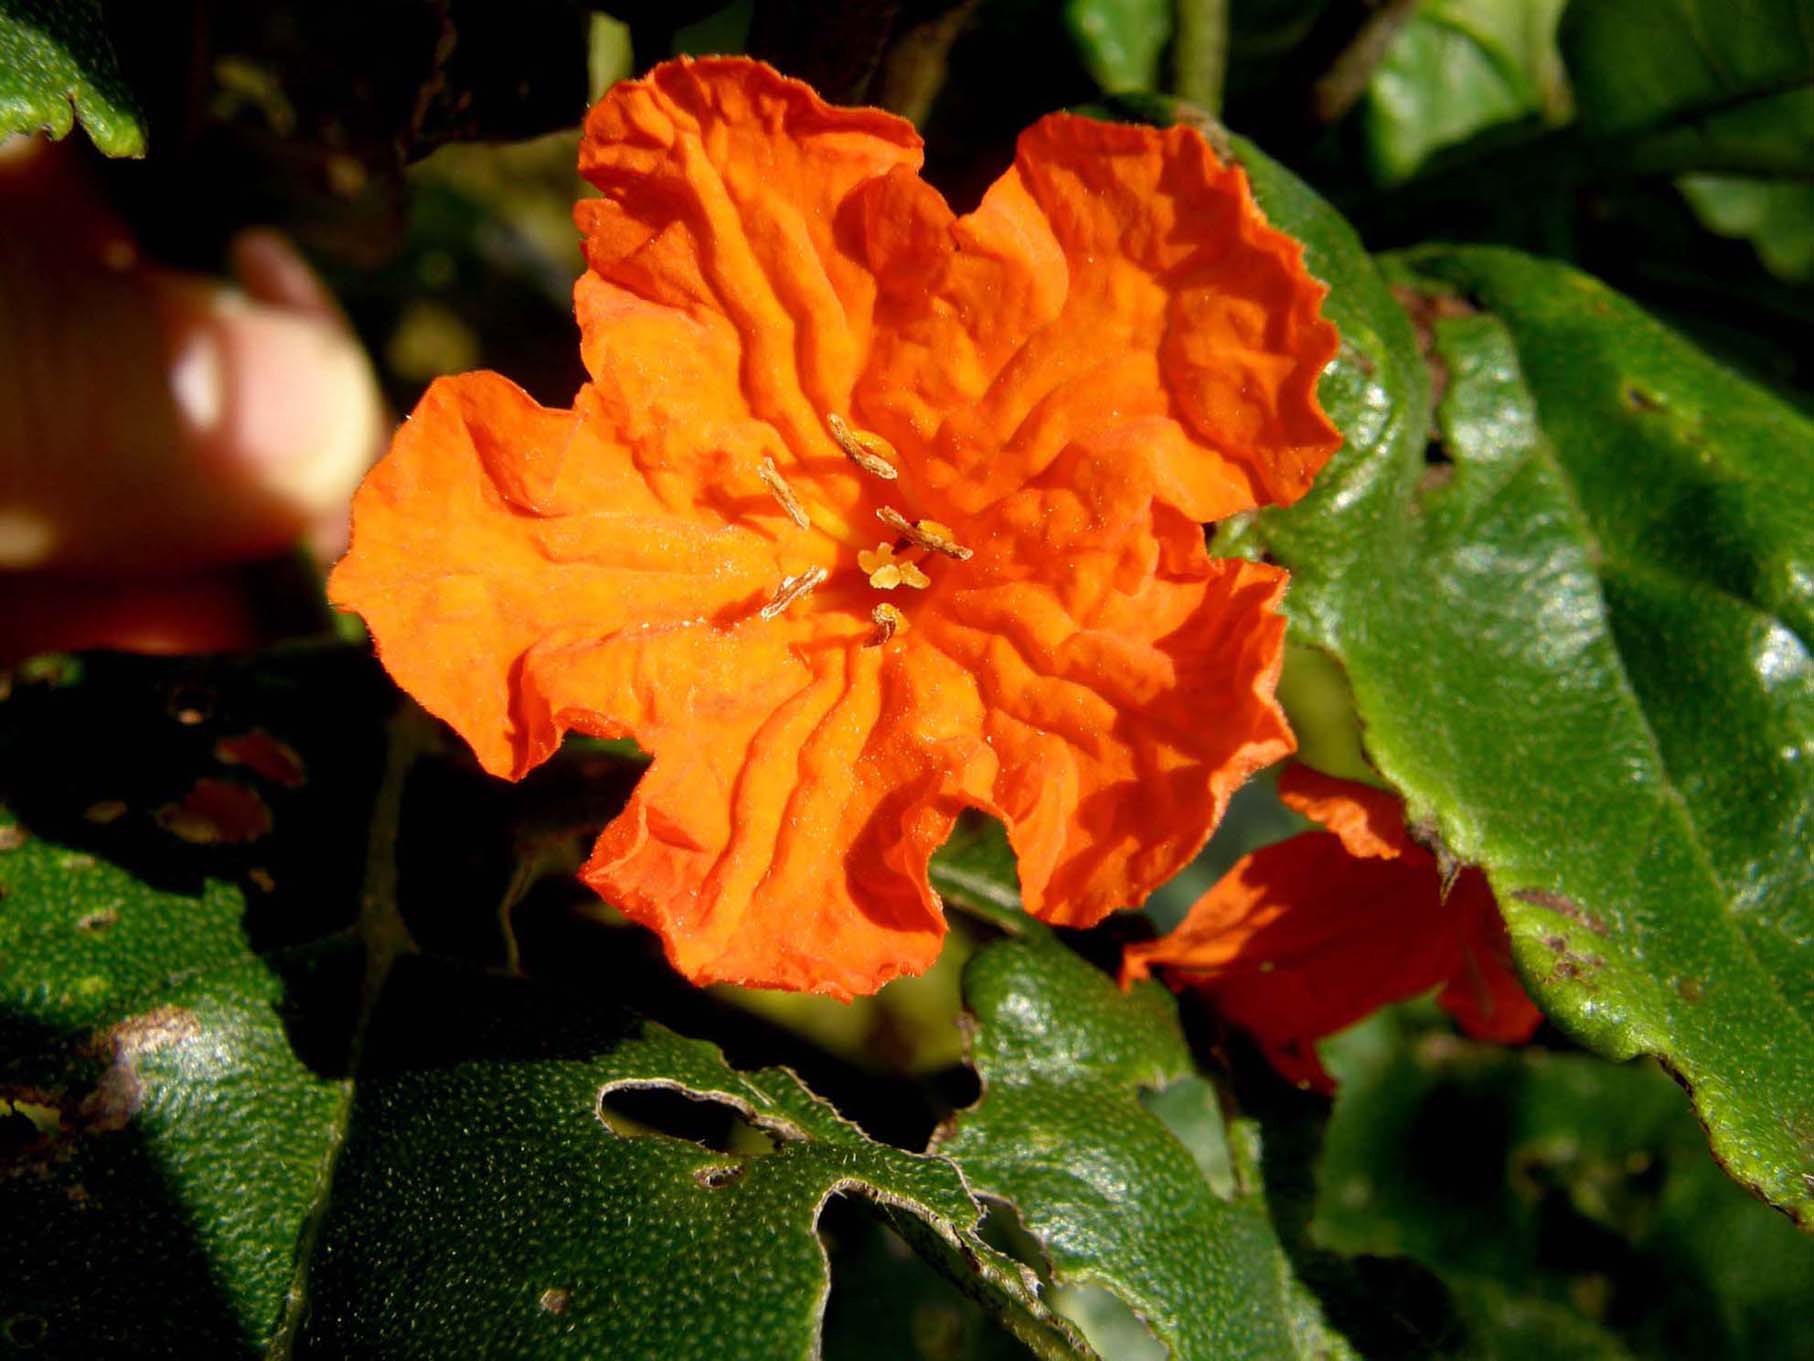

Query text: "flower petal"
[1123, 770, 1541, 1090]
[855, 112, 1341, 525]
[533, 630, 983, 999]
[328, 372, 779, 779]
[1276, 763, 1408, 860]
[915, 457, 1295, 926]
[574, 57, 924, 519]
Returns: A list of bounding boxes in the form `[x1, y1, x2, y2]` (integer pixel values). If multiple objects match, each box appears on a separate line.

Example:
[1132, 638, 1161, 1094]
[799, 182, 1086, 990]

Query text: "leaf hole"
[597, 1081, 787, 1158]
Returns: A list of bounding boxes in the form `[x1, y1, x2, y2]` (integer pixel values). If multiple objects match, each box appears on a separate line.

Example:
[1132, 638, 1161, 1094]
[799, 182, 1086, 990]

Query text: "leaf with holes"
[0, 0, 144, 156]
[0, 648, 389, 1353]
[296, 956, 1084, 1359]
[1228, 136, 1814, 1224]
[932, 908, 1352, 1361]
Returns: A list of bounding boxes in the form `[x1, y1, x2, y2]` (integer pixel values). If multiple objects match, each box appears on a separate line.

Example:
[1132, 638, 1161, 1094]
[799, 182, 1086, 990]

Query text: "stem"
[1171, 0, 1228, 113]
[1308, 0, 1418, 127]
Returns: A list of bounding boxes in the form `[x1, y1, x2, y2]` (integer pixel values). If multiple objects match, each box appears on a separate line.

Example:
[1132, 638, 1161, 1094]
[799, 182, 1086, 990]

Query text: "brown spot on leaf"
[1511, 888, 1608, 935]
[1391, 283, 1477, 410]
[1621, 383, 1664, 413]
[214, 731, 306, 788]
[75, 909, 118, 933]
[83, 800, 127, 825]
[0, 824, 27, 852]
[539, 1287, 571, 1315]
[156, 779, 272, 845]
[1676, 976, 1704, 1003]
[79, 1007, 202, 1133]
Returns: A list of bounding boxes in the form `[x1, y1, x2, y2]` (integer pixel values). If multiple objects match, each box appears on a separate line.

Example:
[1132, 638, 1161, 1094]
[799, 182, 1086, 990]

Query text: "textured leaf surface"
[1231, 139, 1814, 1223]
[0, 650, 385, 1354]
[1365, 0, 1570, 181]
[1316, 1005, 1814, 1359]
[934, 906, 1349, 1360]
[298, 957, 1071, 1359]
[0, 0, 143, 155]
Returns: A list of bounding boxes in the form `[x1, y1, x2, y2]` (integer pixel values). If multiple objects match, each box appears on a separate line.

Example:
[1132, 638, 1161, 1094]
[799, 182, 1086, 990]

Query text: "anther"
[867, 603, 906, 646]
[858, 543, 929, 591]
[758, 456, 810, 530]
[876, 507, 973, 561]
[826, 414, 899, 481]
[759, 565, 828, 620]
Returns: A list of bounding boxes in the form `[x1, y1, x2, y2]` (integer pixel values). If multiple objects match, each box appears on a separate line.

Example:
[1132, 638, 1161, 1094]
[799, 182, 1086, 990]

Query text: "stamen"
[858, 543, 929, 591]
[826, 413, 899, 481]
[759, 565, 828, 620]
[868, 603, 906, 646]
[876, 507, 973, 561]
[758, 456, 810, 530]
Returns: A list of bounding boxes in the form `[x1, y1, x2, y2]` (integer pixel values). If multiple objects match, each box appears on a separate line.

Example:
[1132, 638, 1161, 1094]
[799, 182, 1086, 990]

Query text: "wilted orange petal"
[1124, 769, 1539, 1089]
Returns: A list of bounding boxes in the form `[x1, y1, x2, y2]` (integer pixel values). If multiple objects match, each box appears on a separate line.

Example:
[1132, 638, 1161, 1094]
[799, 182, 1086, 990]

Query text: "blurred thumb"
[0, 167, 383, 573]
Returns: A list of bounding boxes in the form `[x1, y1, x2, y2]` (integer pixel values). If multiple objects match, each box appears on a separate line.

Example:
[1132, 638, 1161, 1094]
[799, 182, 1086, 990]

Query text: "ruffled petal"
[855, 112, 1341, 527]
[328, 372, 781, 779]
[548, 631, 986, 999]
[1276, 763, 1408, 860]
[914, 451, 1295, 926]
[1123, 770, 1540, 1089]
[573, 57, 925, 530]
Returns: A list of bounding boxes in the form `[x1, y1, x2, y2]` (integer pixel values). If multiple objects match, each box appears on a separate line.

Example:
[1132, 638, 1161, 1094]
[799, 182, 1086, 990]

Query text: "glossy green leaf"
[0, 0, 143, 156]
[298, 957, 1079, 1360]
[1317, 1004, 1814, 1359]
[1227, 138, 1814, 1224]
[936, 918, 1352, 1361]
[1560, 0, 1814, 137]
[1066, 0, 1172, 92]
[0, 649, 387, 1354]
[1365, 0, 1571, 182]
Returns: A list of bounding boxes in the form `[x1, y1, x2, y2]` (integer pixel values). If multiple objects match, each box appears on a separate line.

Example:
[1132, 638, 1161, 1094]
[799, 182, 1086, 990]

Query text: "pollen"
[858, 543, 929, 591]
[759, 565, 828, 619]
[867, 603, 907, 646]
[758, 456, 810, 529]
[876, 507, 973, 561]
[826, 413, 899, 480]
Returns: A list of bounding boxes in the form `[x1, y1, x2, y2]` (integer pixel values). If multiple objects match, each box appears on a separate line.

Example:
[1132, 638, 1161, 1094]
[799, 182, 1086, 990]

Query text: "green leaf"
[298, 957, 1080, 1359]
[1316, 1004, 1814, 1358]
[1560, 0, 1814, 138]
[937, 922, 1353, 1360]
[0, 0, 144, 156]
[1066, 0, 1173, 93]
[1226, 139, 1814, 1224]
[1679, 172, 1814, 281]
[0, 649, 388, 1352]
[1365, 0, 1572, 182]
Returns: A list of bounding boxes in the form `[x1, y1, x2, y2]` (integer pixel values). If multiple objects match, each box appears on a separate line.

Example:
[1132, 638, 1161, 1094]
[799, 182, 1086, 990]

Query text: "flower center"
[755, 413, 973, 644]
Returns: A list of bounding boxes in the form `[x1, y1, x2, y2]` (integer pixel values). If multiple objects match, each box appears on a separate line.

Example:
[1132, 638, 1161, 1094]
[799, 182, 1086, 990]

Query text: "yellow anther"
[876, 507, 973, 561]
[868, 603, 907, 646]
[759, 565, 828, 620]
[758, 456, 810, 530]
[858, 543, 929, 591]
[826, 413, 899, 481]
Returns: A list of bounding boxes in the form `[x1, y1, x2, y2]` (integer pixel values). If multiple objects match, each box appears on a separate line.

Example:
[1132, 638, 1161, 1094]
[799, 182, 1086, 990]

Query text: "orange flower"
[1123, 765, 1541, 1089]
[329, 58, 1340, 998]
